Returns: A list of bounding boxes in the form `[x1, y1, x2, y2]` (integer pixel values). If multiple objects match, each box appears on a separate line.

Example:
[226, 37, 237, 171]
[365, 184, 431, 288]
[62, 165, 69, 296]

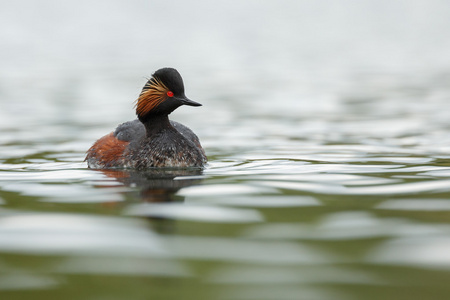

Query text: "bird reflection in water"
[99, 168, 203, 203]
[94, 168, 203, 232]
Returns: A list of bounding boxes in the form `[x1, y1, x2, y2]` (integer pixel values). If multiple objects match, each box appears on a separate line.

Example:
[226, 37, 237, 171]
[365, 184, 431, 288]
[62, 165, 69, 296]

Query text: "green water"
[1, 152, 450, 300]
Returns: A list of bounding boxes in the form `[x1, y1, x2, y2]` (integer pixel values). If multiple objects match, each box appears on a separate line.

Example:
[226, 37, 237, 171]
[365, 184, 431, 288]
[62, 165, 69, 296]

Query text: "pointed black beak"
[178, 96, 202, 107]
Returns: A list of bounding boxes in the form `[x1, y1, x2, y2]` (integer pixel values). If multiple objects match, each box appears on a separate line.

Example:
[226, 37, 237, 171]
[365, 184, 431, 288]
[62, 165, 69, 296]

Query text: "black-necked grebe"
[86, 67, 207, 169]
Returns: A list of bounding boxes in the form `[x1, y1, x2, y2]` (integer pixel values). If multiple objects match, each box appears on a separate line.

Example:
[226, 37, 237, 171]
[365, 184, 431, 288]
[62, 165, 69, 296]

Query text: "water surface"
[1, 1, 450, 299]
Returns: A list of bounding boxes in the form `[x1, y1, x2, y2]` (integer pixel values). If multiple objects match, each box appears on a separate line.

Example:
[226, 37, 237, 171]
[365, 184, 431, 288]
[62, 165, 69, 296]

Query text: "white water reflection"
[164, 236, 334, 265]
[0, 182, 126, 203]
[368, 237, 450, 269]
[209, 265, 382, 285]
[54, 256, 191, 277]
[178, 183, 273, 196]
[0, 274, 60, 291]
[0, 211, 333, 266]
[125, 203, 263, 223]
[243, 211, 450, 241]
[0, 212, 165, 256]
[192, 195, 321, 208]
[254, 178, 450, 195]
[377, 199, 450, 211]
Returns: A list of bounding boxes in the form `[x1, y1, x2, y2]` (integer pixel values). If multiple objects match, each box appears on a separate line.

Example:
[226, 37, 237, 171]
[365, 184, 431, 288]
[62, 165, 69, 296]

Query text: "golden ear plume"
[135, 77, 169, 116]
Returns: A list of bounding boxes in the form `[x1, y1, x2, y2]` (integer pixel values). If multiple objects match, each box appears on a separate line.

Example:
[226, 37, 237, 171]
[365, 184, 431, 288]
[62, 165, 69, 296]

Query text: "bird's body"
[86, 68, 207, 169]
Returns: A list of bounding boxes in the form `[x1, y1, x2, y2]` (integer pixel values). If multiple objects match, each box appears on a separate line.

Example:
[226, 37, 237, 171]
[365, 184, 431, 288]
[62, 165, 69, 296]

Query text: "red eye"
[167, 91, 174, 97]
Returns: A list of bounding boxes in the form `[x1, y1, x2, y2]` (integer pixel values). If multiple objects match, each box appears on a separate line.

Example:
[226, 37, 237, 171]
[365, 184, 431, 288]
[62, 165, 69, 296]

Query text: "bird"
[86, 67, 207, 169]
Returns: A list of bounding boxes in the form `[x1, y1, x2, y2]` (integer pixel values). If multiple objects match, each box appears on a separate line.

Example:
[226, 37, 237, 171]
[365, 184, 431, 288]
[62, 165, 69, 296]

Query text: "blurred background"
[1, 1, 450, 299]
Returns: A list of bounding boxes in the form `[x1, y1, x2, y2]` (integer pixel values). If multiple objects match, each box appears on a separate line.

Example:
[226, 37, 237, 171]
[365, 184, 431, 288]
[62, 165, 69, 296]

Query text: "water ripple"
[367, 237, 450, 269]
[243, 211, 450, 241]
[0, 211, 165, 256]
[124, 203, 263, 223]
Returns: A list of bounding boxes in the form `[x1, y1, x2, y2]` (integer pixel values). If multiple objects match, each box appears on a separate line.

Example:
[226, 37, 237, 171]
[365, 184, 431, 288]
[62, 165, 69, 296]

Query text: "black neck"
[140, 114, 173, 136]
